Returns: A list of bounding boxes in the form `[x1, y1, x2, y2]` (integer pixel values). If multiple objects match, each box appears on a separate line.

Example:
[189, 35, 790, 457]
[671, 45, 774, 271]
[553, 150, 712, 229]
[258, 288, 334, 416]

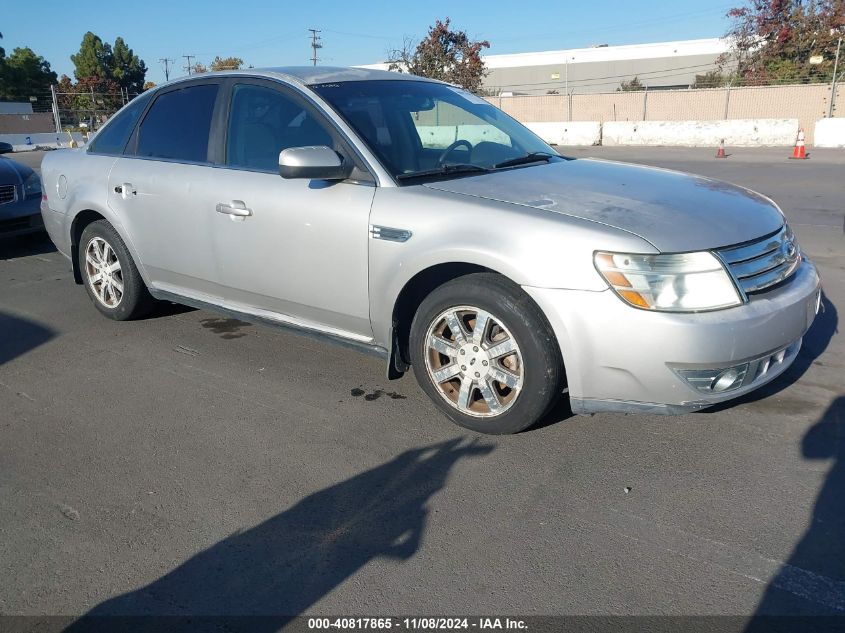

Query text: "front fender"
[367, 186, 654, 350]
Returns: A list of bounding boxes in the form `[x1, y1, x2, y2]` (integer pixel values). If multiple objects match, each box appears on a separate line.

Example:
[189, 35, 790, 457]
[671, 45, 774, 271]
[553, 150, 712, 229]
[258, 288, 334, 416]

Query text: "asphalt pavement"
[1, 147, 843, 624]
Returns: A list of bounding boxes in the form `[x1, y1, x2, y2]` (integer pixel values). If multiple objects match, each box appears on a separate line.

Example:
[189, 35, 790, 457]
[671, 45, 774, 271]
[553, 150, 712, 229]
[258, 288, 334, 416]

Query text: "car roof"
[262, 66, 442, 84]
[156, 66, 442, 91]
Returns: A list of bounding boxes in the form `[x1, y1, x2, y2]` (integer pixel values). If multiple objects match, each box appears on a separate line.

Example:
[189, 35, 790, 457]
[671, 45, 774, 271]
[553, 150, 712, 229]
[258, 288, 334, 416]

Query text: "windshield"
[311, 80, 562, 183]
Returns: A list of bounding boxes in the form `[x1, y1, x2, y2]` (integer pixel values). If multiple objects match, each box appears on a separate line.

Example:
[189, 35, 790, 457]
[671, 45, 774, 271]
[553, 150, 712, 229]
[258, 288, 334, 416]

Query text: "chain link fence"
[24, 88, 140, 135]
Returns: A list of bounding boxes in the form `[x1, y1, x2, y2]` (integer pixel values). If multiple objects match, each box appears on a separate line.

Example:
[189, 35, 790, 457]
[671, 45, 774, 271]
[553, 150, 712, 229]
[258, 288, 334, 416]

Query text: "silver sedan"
[39, 67, 821, 433]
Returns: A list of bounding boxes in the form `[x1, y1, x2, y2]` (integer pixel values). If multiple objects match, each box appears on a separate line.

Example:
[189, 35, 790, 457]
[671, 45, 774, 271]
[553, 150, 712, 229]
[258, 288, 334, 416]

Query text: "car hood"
[423, 159, 784, 252]
[0, 157, 33, 185]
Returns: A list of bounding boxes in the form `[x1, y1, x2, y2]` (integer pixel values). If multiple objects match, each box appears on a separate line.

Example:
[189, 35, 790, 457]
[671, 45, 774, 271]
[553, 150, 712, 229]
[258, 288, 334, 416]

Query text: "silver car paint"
[423, 159, 785, 252]
[39, 67, 821, 415]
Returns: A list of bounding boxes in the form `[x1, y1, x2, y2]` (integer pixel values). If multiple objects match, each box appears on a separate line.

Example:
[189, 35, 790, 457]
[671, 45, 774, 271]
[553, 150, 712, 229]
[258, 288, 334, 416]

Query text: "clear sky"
[1, 0, 737, 85]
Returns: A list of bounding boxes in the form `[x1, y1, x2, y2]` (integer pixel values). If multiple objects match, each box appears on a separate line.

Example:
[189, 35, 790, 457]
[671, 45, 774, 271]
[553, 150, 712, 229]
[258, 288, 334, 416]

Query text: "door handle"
[215, 201, 253, 217]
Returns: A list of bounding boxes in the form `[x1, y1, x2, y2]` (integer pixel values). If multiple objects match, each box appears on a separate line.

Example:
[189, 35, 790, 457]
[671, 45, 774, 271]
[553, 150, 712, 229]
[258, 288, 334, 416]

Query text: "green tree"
[71, 31, 113, 80]
[692, 70, 733, 88]
[210, 56, 243, 71]
[388, 18, 490, 93]
[111, 37, 147, 93]
[0, 32, 7, 98]
[0, 46, 57, 100]
[71, 32, 147, 92]
[726, 0, 845, 83]
[618, 76, 645, 91]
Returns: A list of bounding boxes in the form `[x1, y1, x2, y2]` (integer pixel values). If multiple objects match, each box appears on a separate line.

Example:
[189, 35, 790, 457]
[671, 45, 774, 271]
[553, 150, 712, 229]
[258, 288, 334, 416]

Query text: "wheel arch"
[387, 262, 565, 384]
[69, 208, 148, 287]
[70, 210, 108, 284]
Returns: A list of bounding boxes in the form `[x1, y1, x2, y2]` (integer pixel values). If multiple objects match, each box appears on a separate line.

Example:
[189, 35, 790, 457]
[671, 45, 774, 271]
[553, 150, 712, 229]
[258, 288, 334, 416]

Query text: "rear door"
[107, 80, 225, 298]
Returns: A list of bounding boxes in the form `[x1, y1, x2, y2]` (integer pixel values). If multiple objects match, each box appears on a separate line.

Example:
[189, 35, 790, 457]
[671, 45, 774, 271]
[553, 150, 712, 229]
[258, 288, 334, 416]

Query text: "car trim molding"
[369, 225, 412, 243]
[148, 287, 388, 360]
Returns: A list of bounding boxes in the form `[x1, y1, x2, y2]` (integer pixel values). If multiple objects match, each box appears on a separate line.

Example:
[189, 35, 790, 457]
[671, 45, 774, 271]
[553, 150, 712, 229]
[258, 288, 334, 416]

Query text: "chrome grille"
[717, 225, 801, 295]
[0, 184, 16, 205]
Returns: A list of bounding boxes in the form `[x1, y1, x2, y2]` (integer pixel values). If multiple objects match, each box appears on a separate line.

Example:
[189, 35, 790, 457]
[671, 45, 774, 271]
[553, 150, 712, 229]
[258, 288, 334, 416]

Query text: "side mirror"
[278, 146, 352, 180]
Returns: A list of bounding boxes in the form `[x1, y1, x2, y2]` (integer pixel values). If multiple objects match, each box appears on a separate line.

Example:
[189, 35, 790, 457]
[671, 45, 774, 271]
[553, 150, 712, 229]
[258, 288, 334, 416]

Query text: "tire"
[78, 220, 156, 321]
[410, 273, 564, 434]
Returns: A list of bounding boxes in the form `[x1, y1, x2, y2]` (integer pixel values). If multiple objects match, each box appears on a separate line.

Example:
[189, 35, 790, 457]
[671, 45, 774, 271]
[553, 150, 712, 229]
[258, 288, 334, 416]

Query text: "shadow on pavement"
[64, 438, 493, 631]
[746, 396, 845, 631]
[0, 311, 54, 366]
[0, 232, 56, 260]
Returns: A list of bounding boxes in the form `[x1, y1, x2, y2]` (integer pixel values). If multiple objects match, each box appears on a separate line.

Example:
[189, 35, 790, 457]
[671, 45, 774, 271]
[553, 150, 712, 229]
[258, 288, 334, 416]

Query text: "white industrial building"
[359, 37, 732, 95]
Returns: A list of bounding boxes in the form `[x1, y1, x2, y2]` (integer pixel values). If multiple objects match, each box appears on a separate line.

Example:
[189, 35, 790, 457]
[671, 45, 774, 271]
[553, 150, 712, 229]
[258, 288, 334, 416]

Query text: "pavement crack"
[173, 345, 200, 357]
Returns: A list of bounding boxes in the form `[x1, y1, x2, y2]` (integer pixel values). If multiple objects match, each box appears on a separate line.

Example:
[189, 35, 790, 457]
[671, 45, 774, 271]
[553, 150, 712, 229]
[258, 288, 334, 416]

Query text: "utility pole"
[308, 29, 322, 66]
[160, 57, 174, 81]
[830, 36, 842, 118]
[50, 84, 62, 134]
[182, 54, 196, 76]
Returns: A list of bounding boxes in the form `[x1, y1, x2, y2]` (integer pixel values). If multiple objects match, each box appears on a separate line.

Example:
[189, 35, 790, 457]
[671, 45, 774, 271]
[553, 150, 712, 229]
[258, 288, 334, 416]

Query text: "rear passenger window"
[88, 92, 151, 155]
[137, 84, 219, 162]
[226, 84, 334, 172]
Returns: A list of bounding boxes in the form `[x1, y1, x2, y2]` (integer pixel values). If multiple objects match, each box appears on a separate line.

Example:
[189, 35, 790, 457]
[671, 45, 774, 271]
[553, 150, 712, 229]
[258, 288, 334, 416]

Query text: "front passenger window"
[226, 84, 334, 172]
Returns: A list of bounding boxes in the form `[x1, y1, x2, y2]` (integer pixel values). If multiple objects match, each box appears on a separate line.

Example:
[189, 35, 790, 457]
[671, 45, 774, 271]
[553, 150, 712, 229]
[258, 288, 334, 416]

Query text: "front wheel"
[409, 273, 564, 434]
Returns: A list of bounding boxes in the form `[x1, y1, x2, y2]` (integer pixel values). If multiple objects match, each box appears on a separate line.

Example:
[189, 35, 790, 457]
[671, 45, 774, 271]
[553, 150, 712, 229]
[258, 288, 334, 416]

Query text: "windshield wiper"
[396, 163, 490, 182]
[493, 152, 557, 169]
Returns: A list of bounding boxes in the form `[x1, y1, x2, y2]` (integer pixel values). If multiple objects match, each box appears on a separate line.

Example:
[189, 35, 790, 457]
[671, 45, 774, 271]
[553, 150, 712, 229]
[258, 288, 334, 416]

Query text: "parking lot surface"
[1, 147, 843, 620]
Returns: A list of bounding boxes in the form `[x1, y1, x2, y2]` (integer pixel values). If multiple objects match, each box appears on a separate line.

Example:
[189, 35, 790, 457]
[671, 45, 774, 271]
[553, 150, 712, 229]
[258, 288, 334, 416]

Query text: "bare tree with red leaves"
[388, 18, 490, 94]
[725, 0, 845, 83]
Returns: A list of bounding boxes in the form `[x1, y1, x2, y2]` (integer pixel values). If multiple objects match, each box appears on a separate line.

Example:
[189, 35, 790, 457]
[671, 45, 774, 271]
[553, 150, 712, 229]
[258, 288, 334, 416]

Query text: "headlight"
[24, 172, 42, 198]
[594, 251, 742, 312]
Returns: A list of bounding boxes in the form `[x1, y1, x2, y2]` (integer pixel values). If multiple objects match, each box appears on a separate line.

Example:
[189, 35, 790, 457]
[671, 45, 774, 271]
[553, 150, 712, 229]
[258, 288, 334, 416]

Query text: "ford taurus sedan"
[39, 67, 821, 434]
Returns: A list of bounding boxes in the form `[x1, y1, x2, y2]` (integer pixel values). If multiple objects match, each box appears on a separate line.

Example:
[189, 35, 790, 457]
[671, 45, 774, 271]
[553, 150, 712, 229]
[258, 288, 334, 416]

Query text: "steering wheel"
[438, 139, 473, 165]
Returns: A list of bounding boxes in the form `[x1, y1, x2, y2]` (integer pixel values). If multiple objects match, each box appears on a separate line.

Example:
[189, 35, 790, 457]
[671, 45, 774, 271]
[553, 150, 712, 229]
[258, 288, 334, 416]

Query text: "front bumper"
[0, 194, 43, 238]
[524, 259, 822, 414]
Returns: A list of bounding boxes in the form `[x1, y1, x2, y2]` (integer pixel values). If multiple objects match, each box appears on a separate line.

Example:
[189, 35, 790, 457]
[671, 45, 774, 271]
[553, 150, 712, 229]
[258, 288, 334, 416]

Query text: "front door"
[208, 81, 375, 340]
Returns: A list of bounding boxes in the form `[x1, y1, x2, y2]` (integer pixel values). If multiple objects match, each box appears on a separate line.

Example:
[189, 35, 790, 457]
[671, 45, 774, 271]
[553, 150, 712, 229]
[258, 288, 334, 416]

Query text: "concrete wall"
[524, 121, 601, 146]
[602, 119, 798, 147]
[0, 131, 87, 151]
[487, 83, 836, 144]
[814, 118, 845, 148]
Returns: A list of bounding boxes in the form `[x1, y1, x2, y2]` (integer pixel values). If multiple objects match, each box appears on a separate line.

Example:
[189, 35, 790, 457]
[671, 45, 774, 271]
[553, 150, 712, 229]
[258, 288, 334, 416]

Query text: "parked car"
[39, 68, 821, 434]
[1, 147, 44, 238]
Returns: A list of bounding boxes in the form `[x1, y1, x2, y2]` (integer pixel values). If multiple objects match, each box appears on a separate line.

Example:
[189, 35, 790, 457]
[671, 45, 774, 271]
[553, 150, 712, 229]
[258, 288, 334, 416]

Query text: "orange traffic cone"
[715, 139, 727, 158]
[789, 128, 808, 159]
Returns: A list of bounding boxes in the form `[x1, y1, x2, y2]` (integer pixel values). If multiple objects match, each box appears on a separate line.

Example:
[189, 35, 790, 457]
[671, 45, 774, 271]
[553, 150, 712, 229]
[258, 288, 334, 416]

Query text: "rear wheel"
[410, 273, 563, 434]
[79, 220, 156, 320]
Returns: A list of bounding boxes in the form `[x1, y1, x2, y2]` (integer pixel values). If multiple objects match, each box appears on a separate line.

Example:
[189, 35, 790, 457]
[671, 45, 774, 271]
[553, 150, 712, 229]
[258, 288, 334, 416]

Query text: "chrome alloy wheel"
[85, 236, 124, 308]
[424, 306, 524, 418]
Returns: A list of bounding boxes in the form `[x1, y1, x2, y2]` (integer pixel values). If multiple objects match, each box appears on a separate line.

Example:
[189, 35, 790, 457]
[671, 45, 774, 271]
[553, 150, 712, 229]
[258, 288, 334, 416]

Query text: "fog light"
[710, 365, 747, 392]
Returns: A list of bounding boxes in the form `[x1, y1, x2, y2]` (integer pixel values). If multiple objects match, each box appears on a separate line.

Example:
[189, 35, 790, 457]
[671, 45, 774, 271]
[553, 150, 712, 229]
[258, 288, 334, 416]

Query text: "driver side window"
[226, 83, 334, 172]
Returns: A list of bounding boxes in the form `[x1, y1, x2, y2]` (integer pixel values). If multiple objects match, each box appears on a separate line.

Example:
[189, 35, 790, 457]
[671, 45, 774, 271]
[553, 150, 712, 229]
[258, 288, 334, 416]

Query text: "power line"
[491, 62, 723, 91]
[159, 57, 174, 81]
[308, 28, 322, 66]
